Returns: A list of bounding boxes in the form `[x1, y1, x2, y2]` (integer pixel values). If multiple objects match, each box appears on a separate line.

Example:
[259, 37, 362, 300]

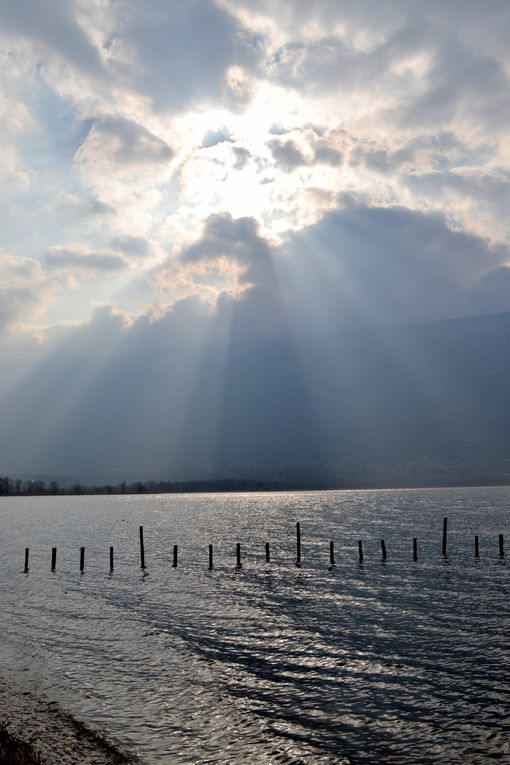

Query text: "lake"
[0, 488, 509, 764]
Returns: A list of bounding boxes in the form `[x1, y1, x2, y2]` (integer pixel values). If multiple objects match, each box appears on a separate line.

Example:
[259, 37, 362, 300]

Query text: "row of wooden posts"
[22, 519, 506, 572]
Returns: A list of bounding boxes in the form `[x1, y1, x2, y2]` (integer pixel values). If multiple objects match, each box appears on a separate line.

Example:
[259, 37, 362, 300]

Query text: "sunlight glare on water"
[0, 488, 509, 764]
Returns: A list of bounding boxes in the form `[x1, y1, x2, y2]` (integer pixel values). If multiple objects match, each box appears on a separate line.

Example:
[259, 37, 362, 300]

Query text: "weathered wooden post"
[80, 547, 85, 572]
[265, 542, 270, 563]
[358, 540, 363, 563]
[110, 546, 114, 572]
[236, 542, 241, 567]
[24, 548, 29, 573]
[413, 537, 418, 561]
[173, 545, 178, 568]
[329, 540, 335, 565]
[381, 539, 387, 562]
[442, 517, 448, 557]
[475, 535, 480, 558]
[499, 534, 505, 558]
[208, 544, 213, 570]
[51, 547, 57, 571]
[296, 522, 301, 565]
[139, 526, 145, 569]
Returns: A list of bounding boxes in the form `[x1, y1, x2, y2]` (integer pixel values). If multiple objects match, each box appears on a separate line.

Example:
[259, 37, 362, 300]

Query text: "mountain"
[3, 311, 510, 487]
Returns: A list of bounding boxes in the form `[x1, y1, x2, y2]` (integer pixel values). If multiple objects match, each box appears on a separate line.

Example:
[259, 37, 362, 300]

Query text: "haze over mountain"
[1, 2, 510, 486]
[2, 309, 510, 486]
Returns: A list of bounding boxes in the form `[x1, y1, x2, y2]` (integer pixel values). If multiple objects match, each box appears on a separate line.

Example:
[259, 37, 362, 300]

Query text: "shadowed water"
[0, 488, 509, 764]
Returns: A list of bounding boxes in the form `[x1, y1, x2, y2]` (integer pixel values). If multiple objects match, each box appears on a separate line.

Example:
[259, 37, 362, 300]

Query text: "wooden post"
[475, 535, 479, 558]
[208, 544, 213, 570]
[329, 540, 335, 565]
[381, 539, 387, 562]
[110, 546, 114, 572]
[24, 548, 29, 573]
[296, 522, 301, 565]
[51, 547, 57, 571]
[139, 525, 145, 569]
[236, 542, 241, 567]
[173, 544, 178, 568]
[358, 540, 363, 563]
[413, 537, 418, 561]
[442, 517, 448, 557]
[80, 546, 85, 572]
[265, 542, 270, 563]
[499, 534, 504, 558]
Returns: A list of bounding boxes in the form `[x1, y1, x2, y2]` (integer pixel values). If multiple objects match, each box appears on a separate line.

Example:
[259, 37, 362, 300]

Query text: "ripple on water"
[0, 488, 509, 764]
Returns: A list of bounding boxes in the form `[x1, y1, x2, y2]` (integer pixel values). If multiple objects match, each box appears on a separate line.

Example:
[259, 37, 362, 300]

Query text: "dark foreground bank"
[0, 678, 138, 765]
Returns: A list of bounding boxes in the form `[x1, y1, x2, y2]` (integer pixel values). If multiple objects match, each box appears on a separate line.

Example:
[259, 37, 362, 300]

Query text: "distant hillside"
[3, 311, 510, 486]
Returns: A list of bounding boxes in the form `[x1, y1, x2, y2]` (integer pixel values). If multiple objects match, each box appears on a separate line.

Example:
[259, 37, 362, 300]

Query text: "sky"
[1, 1, 510, 481]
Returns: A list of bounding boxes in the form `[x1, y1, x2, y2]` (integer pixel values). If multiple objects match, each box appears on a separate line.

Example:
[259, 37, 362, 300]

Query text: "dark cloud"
[181, 212, 272, 286]
[47, 247, 127, 273]
[397, 40, 510, 130]
[232, 146, 252, 170]
[3, 202, 510, 480]
[267, 138, 308, 171]
[0, 0, 103, 76]
[313, 141, 342, 166]
[112, 0, 261, 112]
[255, 1, 510, 132]
[179, 204, 510, 342]
[279, 203, 507, 328]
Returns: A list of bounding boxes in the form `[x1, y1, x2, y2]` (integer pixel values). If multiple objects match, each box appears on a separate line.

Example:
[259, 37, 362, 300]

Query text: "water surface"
[0, 488, 508, 764]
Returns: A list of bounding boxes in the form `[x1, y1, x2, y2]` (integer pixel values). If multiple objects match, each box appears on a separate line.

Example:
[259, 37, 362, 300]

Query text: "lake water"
[0, 488, 509, 764]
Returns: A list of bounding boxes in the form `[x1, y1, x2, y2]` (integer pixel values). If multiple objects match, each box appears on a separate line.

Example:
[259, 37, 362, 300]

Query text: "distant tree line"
[0, 475, 296, 496]
[0, 476, 61, 495]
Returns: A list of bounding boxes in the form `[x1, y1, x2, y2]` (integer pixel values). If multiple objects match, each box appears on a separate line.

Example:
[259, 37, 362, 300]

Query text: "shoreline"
[0, 677, 138, 765]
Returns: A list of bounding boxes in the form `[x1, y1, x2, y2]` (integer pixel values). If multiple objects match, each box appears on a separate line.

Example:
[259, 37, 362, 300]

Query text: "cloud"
[232, 146, 252, 170]
[178, 204, 510, 337]
[1, 1, 510, 482]
[110, 235, 151, 258]
[0, 0, 103, 77]
[313, 140, 342, 166]
[240, 0, 510, 139]
[0, 147, 31, 199]
[0, 252, 44, 287]
[45, 192, 117, 219]
[269, 123, 290, 135]
[267, 138, 308, 171]
[181, 212, 272, 280]
[201, 126, 234, 148]
[47, 246, 128, 273]
[0, 287, 40, 330]
[267, 131, 342, 172]
[109, 0, 261, 113]
[0, 251, 46, 329]
[75, 117, 173, 174]
[3, 200, 510, 480]
[173, 203, 510, 346]
[279, 203, 509, 328]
